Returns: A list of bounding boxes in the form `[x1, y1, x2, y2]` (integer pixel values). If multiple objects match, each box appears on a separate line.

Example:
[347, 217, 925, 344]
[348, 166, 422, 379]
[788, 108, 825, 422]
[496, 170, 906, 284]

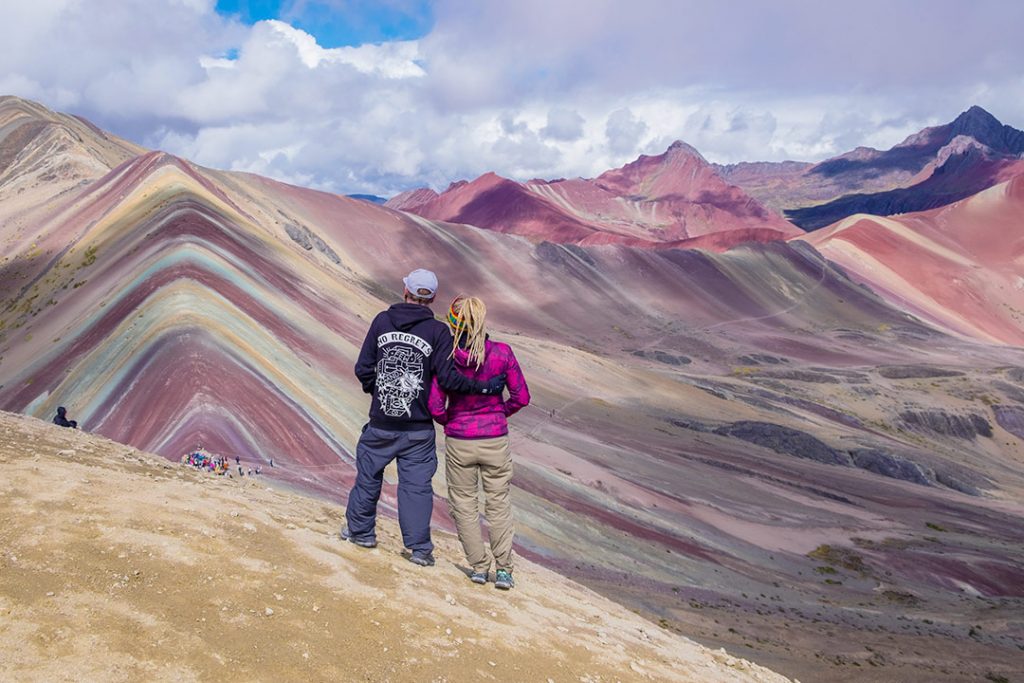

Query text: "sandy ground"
[0, 411, 790, 683]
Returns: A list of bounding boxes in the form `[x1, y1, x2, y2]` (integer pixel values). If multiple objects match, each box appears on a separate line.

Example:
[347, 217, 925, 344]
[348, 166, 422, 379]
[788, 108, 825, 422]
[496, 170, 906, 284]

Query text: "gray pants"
[345, 425, 437, 552]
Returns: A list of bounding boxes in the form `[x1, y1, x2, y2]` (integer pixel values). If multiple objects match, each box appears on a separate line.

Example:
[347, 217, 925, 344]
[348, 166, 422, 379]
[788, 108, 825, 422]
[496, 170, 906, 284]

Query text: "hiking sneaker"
[469, 571, 488, 585]
[408, 550, 435, 567]
[494, 569, 515, 590]
[340, 526, 377, 548]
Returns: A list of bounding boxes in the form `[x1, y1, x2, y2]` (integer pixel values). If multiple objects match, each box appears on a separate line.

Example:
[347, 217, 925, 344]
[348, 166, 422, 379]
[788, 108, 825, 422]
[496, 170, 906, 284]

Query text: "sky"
[2, 0, 1023, 197]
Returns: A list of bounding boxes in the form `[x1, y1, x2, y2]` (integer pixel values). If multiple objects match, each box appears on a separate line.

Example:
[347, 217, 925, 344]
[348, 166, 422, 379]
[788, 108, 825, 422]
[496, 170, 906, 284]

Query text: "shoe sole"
[495, 583, 514, 590]
[409, 558, 435, 567]
[470, 575, 488, 584]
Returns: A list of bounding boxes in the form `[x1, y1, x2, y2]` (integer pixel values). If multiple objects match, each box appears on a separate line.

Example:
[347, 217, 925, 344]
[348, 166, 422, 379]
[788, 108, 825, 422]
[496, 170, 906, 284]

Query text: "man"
[343, 269, 505, 566]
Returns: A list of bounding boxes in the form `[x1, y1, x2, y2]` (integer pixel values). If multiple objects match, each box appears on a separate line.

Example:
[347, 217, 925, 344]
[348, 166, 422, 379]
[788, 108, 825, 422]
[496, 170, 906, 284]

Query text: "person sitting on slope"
[53, 406, 78, 429]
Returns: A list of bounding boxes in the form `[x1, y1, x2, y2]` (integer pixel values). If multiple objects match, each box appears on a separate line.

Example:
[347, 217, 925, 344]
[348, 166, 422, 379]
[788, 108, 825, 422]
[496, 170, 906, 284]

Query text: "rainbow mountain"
[2, 96, 1024, 682]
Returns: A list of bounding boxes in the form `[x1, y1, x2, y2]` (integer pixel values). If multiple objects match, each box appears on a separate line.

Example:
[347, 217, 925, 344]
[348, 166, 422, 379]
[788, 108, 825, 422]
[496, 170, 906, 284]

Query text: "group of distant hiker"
[181, 449, 266, 477]
[342, 268, 530, 590]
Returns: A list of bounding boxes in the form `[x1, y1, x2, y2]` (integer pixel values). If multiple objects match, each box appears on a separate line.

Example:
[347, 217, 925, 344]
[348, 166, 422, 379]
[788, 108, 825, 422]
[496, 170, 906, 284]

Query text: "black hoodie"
[354, 303, 483, 430]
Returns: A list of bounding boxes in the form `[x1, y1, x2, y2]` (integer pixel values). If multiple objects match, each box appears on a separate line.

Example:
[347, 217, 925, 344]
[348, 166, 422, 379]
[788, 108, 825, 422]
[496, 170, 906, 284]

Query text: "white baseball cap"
[403, 268, 438, 298]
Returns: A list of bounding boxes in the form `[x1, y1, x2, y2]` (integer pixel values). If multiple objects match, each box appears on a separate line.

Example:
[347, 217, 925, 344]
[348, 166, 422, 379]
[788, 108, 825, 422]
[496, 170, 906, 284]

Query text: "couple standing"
[342, 268, 531, 590]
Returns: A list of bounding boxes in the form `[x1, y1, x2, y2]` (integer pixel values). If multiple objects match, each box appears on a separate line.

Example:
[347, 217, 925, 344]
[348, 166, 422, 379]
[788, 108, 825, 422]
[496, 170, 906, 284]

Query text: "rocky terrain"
[0, 410, 789, 682]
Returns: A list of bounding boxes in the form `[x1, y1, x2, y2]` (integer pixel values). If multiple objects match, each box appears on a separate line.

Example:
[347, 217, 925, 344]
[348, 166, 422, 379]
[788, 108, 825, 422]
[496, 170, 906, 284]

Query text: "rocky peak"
[950, 105, 1002, 136]
[948, 105, 1024, 155]
[665, 139, 706, 160]
[934, 135, 994, 167]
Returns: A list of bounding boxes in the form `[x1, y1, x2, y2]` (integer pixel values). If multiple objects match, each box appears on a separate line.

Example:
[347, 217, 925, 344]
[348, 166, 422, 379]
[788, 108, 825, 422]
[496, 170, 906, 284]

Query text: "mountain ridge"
[386, 137, 801, 249]
[715, 105, 1024, 229]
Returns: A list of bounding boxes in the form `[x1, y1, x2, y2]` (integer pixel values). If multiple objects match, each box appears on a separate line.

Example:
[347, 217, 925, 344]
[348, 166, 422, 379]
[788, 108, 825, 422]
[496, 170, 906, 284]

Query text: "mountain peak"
[952, 105, 1002, 132]
[664, 139, 706, 161]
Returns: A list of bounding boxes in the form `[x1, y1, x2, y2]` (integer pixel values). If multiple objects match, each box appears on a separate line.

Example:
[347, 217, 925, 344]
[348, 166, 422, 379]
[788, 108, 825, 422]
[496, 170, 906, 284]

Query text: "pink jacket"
[428, 338, 530, 439]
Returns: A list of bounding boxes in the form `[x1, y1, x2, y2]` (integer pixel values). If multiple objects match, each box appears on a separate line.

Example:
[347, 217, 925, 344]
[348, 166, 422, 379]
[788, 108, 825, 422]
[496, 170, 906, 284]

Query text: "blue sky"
[214, 0, 433, 47]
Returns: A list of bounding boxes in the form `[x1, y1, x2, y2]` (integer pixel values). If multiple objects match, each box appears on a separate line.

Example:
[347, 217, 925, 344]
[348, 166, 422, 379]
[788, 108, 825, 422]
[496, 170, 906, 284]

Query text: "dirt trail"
[0, 411, 789, 682]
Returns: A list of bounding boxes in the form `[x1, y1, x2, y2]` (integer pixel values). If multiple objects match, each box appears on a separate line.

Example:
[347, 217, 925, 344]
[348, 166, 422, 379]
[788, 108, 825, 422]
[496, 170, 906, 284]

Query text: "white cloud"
[605, 108, 648, 155]
[542, 107, 585, 141]
[1, 0, 1023, 197]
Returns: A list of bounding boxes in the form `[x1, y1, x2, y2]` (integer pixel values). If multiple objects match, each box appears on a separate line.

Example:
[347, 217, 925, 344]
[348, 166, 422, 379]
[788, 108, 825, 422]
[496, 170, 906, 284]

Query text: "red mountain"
[798, 173, 1024, 345]
[387, 141, 802, 249]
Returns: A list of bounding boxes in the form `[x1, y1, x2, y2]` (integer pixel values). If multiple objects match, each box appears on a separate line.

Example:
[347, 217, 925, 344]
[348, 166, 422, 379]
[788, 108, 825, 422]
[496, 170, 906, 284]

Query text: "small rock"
[264, 607, 274, 616]
[274, 593, 284, 601]
[445, 628, 452, 635]
[488, 661, 496, 667]
[46, 591, 55, 597]
[286, 523, 296, 529]
[312, 605, 320, 612]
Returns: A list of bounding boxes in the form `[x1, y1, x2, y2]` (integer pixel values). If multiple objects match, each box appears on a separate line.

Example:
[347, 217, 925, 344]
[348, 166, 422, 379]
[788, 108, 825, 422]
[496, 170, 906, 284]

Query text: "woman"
[428, 296, 530, 589]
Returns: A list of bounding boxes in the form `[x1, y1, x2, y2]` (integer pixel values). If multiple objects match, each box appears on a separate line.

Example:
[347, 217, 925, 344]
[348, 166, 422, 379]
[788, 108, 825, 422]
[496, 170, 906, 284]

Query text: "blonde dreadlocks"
[447, 295, 487, 369]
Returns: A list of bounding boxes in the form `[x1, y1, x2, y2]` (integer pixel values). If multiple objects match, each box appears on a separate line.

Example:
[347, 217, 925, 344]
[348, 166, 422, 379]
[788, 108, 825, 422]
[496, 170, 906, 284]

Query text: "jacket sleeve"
[431, 327, 484, 394]
[427, 377, 449, 424]
[353, 315, 380, 393]
[502, 346, 530, 417]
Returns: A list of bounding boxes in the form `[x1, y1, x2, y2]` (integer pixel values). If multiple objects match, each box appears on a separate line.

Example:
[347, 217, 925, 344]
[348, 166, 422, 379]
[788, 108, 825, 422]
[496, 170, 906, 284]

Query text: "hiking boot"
[494, 569, 515, 590]
[340, 526, 377, 548]
[469, 571, 488, 585]
[408, 550, 435, 567]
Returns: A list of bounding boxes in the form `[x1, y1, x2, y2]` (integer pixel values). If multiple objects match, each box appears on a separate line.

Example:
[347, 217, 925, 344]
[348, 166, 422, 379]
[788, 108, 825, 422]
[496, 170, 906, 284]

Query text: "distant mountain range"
[720, 105, 1024, 229]
[390, 106, 1024, 240]
[345, 193, 387, 204]
[387, 141, 802, 251]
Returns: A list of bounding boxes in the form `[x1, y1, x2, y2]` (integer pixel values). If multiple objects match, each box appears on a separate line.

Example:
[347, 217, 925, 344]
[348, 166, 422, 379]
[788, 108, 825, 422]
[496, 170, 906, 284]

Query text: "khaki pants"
[444, 435, 514, 573]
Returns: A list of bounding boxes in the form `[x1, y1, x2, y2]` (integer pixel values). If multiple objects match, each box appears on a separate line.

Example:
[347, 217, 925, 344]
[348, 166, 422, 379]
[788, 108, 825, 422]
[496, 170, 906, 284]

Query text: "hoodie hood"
[386, 303, 436, 331]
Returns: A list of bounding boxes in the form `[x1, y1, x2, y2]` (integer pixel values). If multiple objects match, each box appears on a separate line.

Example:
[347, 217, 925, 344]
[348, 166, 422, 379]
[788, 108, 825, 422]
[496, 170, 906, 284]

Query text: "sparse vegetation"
[808, 544, 869, 574]
[925, 522, 947, 532]
[81, 244, 98, 267]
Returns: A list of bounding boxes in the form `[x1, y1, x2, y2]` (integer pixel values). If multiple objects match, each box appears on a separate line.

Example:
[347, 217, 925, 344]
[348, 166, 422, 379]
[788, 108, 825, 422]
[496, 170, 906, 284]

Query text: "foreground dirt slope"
[0, 411, 788, 683]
